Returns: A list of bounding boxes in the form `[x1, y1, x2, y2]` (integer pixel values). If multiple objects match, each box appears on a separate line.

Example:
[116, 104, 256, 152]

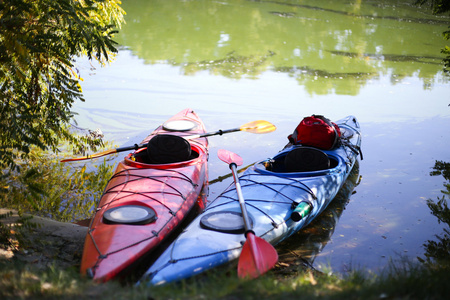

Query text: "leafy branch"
[0, 0, 125, 170]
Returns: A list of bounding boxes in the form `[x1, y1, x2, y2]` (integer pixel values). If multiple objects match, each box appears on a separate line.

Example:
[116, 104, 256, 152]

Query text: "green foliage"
[415, 0, 450, 14]
[0, 145, 115, 222]
[415, 0, 450, 73]
[442, 29, 450, 73]
[0, 0, 125, 170]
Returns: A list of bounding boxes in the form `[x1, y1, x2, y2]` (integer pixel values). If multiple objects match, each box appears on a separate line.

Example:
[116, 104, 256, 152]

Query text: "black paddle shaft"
[116, 143, 147, 153]
[124, 128, 241, 152]
[229, 162, 253, 234]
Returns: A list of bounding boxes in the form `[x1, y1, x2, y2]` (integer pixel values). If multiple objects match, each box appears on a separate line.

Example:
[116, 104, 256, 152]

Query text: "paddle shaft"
[229, 163, 252, 234]
[106, 129, 234, 155]
[62, 120, 275, 162]
[111, 129, 241, 153]
[218, 149, 278, 279]
[183, 127, 240, 140]
[60, 129, 239, 162]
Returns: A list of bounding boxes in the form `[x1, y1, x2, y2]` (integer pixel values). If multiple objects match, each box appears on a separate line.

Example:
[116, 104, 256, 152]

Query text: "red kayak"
[80, 109, 209, 282]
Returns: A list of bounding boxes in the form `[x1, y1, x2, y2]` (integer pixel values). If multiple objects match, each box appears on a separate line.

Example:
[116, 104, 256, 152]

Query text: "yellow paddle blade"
[60, 148, 118, 162]
[240, 120, 276, 134]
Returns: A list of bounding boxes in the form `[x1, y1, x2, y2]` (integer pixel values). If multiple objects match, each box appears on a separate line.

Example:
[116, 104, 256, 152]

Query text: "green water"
[74, 0, 450, 274]
[117, 0, 448, 95]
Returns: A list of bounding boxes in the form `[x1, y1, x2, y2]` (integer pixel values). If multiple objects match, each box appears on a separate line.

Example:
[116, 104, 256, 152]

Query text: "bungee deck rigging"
[80, 109, 209, 282]
[86, 168, 199, 259]
[139, 115, 362, 286]
[78, 110, 277, 283]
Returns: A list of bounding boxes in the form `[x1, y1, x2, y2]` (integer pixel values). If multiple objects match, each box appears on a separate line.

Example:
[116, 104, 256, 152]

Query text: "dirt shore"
[0, 208, 88, 270]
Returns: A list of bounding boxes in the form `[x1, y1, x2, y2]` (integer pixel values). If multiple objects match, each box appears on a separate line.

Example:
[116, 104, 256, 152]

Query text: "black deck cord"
[347, 143, 363, 160]
[357, 146, 363, 160]
[218, 130, 223, 136]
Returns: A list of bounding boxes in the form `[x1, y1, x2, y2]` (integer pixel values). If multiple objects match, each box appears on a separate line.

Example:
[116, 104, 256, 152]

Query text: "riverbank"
[0, 208, 88, 270]
[1, 210, 450, 299]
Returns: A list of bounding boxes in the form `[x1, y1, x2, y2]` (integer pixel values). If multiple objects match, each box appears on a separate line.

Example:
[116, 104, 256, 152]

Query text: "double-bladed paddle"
[218, 149, 278, 279]
[61, 120, 276, 162]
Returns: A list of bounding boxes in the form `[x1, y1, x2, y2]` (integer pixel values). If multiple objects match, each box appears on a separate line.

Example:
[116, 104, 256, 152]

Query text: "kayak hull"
[80, 108, 209, 282]
[140, 115, 362, 285]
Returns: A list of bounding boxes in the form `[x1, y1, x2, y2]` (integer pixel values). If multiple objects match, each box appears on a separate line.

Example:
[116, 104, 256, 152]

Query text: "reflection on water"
[74, 0, 450, 274]
[275, 160, 361, 275]
[421, 161, 450, 265]
[183, 51, 276, 79]
[327, 50, 443, 65]
[116, 0, 449, 95]
[265, 0, 450, 25]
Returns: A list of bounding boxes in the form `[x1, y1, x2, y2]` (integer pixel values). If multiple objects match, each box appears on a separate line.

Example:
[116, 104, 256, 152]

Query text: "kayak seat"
[284, 147, 330, 172]
[146, 134, 192, 164]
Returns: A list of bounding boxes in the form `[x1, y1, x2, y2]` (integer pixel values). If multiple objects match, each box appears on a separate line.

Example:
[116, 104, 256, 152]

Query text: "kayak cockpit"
[254, 146, 340, 177]
[125, 135, 203, 169]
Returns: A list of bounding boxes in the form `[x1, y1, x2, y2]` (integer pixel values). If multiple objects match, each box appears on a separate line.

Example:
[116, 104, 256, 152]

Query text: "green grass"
[1, 258, 450, 300]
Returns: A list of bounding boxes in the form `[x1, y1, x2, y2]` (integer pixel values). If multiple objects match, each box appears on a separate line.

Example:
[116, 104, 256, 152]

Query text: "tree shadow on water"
[420, 160, 450, 266]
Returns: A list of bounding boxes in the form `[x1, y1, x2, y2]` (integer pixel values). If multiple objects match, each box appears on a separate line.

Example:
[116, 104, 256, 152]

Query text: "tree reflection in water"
[420, 161, 450, 266]
[274, 161, 361, 276]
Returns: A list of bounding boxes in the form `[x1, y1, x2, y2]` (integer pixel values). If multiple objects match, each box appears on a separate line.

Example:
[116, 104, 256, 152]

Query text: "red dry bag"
[288, 115, 341, 150]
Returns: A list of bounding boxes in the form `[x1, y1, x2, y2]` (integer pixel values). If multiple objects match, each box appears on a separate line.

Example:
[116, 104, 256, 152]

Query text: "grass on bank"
[1, 257, 450, 300]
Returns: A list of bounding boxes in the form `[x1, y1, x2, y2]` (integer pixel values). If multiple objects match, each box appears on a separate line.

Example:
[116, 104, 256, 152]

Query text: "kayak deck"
[80, 109, 209, 282]
[139, 115, 362, 285]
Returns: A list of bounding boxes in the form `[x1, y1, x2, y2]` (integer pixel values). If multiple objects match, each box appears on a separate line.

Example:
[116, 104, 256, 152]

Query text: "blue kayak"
[139, 115, 362, 286]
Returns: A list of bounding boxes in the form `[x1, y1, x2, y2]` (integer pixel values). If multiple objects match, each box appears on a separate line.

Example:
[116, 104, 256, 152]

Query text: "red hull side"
[80, 109, 208, 281]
